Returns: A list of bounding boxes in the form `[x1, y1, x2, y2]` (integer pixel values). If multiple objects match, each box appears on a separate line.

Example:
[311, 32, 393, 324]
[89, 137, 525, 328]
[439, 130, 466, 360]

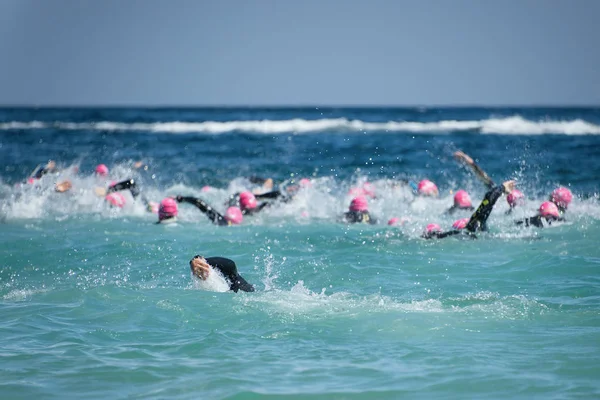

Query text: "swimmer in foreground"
[176, 195, 243, 226]
[454, 150, 527, 215]
[423, 180, 516, 239]
[190, 255, 255, 293]
[342, 196, 377, 224]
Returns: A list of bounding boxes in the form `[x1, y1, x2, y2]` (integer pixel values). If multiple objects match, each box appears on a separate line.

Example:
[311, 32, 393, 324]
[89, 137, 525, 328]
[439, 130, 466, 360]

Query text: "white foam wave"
[1, 116, 599, 134]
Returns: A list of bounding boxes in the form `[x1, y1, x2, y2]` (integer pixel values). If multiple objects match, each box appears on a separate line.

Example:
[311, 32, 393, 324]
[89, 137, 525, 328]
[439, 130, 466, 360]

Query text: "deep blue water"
[1, 107, 599, 399]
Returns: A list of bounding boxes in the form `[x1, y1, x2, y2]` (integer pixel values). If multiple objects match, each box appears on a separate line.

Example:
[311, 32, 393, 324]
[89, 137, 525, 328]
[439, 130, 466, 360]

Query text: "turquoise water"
[1, 107, 600, 399]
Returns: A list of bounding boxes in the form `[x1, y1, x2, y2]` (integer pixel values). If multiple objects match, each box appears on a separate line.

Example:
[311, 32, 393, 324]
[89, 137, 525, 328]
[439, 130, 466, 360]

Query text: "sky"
[0, 0, 599, 106]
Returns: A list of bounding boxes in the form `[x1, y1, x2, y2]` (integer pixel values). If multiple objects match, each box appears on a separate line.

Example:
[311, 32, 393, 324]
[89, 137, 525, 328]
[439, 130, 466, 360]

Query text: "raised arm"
[454, 150, 495, 190]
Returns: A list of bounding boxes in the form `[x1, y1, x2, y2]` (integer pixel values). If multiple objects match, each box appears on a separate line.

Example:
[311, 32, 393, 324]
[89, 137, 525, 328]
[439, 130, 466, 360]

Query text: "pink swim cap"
[453, 190, 472, 208]
[362, 182, 376, 198]
[105, 192, 126, 208]
[299, 178, 312, 187]
[388, 217, 399, 226]
[425, 223, 442, 234]
[27, 177, 36, 184]
[158, 198, 178, 221]
[349, 196, 368, 212]
[539, 201, 560, 218]
[201, 185, 212, 192]
[418, 180, 439, 197]
[507, 189, 525, 207]
[95, 164, 109, 176]
[225, 206, 243, 225]
[239, 191, 257, 210]
[452, 217, 470, 230]
[550, 187, 572, 209]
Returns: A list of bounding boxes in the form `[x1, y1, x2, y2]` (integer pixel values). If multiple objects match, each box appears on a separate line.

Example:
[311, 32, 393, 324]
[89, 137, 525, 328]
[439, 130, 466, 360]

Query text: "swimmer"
[515, 201, 565, 228]
[505, 189, 525, 215]
[176, 196, 243, 226]
[445, 189, 474, 215]
[342, 196, 377, 224]
[417, 179, 439, 197]
[248, 176, 274, 193]
[228, 191, 269, 215]
[157, 198, 178, 224]
[454, 150, 528, 214]
[423, 180, 516, 239]
[251, 178, 313, 204]
[190, 255, 255, 293]
[549, 187, 572, 214]
[30, 160, 58, 180]
[95, 164, 109, 177]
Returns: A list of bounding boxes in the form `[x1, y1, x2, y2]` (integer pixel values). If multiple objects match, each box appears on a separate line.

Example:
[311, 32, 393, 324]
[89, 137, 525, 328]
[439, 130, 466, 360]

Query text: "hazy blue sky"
[0, 0, 598, 106]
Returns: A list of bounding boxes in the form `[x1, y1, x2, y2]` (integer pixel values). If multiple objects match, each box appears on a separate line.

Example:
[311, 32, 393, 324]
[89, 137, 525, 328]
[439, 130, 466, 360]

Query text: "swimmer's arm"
[107, 179, 140, 198]
[177, 196, 228, 225]
[466, 181, 515, 232]
[255, 190, 283, 200]
[454, 151, 495, 190]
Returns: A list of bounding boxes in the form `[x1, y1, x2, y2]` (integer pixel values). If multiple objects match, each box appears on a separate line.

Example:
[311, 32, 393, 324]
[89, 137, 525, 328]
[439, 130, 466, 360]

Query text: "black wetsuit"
[107, 178, 154, 209]
[424, 184, 506, 239]
[515, 215, 564, 228]
[108, 179, 141, 198]
[192, 256, 255, 293]
[177, 196, 231, 226]
[32, 166, 55, 179]
[343, 210, 377, 224]
[227, 192, 270, 215]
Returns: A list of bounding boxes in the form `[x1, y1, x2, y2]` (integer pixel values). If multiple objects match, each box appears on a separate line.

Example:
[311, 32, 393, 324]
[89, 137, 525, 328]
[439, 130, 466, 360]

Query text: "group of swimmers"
[21, 150, 574, 293]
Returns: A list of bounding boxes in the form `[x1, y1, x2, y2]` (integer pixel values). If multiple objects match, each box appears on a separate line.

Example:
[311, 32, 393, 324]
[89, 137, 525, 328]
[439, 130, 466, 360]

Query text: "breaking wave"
[1, 116, 599, 135]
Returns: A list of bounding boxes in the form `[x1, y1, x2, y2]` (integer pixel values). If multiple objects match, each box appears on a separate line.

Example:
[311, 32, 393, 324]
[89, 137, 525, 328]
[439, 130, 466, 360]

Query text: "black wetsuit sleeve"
[255, 190, 283, 200]
[177, 196, 229, 226]
[423, 229, 462, 239]
[465, 185, 505, 232]
[515, 215, 564, 228]
[205, 257, 255, 292]
[107, 179, 141, 198]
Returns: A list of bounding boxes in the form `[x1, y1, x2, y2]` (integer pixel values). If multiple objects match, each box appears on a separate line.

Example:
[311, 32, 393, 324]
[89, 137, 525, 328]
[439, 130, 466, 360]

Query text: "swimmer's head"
[452, 217, 470, 230]
[387, 217, 399, 226]
[453, 190, 472, 208]
[507, 189, 525, 208]
[349, 196, 368, 212]
[550, 187, 572, 210]
[425, 223, 442, 234]
[95, 164, 109, 177]
[299, 178, 312, 187]
[239, 191, 257, 210]
[418, 180, 439, 197]
[539, 201, 560, 219]
[105, 192, 126, 208]
[158, 198, 178, 221]
[225, 206, 243, 225]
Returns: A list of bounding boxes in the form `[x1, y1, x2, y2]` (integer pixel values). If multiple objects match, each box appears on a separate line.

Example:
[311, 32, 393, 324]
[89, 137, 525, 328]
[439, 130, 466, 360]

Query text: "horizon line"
[0, 103, 599, 109]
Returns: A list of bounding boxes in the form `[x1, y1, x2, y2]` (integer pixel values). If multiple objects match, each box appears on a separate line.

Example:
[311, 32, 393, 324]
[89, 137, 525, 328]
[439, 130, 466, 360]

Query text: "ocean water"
[1, 107, 599, 399]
